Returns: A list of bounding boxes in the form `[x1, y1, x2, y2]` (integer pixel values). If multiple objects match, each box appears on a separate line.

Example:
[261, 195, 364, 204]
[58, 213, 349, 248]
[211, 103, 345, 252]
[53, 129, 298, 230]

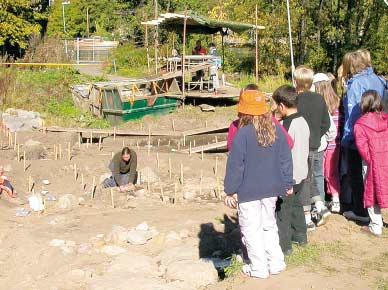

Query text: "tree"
[0, 0, 47, 55]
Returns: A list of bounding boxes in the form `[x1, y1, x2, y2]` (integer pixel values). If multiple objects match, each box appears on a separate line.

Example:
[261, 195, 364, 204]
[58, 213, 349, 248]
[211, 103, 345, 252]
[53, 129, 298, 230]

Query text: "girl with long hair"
[224, 89, 293, 279]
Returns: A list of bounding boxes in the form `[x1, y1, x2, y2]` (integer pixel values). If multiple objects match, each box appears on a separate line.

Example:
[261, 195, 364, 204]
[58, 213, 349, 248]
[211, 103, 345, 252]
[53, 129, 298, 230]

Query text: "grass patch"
[286, 241, 345, 268]
[224, 255, 243, 279]
[376, 278, 388, 290]
[231, 74, 290, 92]
[0, 67, 109, 128]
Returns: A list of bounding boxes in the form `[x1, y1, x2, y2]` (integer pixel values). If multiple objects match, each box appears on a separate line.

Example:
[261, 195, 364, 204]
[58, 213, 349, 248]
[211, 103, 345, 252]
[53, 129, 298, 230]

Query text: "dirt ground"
[0, 111, 387, 290]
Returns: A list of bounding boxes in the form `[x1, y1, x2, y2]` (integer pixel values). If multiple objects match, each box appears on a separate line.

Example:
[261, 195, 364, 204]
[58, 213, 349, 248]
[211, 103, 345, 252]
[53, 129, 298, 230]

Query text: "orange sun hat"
[237, 90, 269, 116]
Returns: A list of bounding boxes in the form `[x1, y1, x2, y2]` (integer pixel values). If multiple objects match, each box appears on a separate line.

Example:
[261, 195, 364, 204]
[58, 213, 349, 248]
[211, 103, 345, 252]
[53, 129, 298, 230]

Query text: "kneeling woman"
[224, 90, 293, 279]
[104, 147, 137, 192]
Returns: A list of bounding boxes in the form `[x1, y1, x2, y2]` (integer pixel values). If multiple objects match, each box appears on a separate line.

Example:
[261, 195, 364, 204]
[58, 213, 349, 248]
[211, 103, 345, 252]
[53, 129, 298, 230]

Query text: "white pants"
[368, 205, 383, 235]
[238, 197, 285, 274]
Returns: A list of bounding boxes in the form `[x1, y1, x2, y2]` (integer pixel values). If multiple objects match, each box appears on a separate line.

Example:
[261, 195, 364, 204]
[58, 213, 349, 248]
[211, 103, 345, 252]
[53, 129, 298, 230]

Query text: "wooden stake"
[74, 163, 77, 180]
[59, 144, 62, 159]
[156, 152, 160, 168]
[13, 132, 17, 150]
[214, 156, 218, 175]
[168, 157, 172, 179]
[68, 142, 71, 161]
[180, 163, 184, 185]
[201, 146, 204, 161]
[90, 176, 96, 200]
[113, 127, 116, 140]
[148, 127, 151, 156]
[78, 133, 81, 148]
[168, 139, 171, 146]
[99, 135, 102, 151]
[23, 151, 26, 171]
[189, 141, 192, 156]
[54, 144, 57, 160]
[160, 186, 164, 202]
[172, 119, 176, 131]
[177, 141, 181, 151]
[122, 139, 125, 147]
[17, 144, 20, 162]
[183, 135, 186, 146]
[111, 151, 114, 158]
[136, 140, 139, 149]
[86, 138, 89, 149]
[81, 173, 84, 190]
[157, 138, 160, 147]
[110, 188, 115, 208]
[205, 121, 208, 128]
[193, 139, 196, 147]
[215, 136, 218, 143]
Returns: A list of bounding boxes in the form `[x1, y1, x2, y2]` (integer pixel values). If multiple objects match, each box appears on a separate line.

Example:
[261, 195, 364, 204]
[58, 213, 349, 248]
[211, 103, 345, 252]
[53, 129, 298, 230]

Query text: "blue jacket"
[342, 67, 386, 148]
[224, 123, 293, 203]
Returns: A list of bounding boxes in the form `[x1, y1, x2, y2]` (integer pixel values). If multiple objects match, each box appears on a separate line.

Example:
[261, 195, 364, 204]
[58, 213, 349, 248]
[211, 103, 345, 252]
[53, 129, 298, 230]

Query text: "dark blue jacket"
[342, 67, 386, 148]
[224, 123, 293, 203]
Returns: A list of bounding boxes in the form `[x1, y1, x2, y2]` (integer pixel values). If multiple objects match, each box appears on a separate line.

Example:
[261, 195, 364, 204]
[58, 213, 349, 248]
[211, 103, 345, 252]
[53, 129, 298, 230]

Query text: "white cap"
[313, 73, 330, 84]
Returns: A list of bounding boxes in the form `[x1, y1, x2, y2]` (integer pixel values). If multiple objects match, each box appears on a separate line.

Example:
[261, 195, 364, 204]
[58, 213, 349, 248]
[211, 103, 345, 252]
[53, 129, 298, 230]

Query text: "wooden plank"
[42, 124, 228, 137]
[181, 141, 227, 154]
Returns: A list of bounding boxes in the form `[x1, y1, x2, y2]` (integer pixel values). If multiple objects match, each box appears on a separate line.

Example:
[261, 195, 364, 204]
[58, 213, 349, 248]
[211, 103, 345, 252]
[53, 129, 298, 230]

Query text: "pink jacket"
[354, 112, 388, 208]
[227, 117, 294, 151]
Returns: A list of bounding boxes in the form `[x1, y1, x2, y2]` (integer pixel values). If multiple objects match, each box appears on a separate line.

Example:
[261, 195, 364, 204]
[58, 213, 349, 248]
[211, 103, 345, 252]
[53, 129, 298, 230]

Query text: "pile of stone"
[1, 108, 43, 132]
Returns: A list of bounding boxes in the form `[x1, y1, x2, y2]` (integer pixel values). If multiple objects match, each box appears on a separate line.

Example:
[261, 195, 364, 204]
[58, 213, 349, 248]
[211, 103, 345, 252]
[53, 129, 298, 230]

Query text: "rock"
[182, 190, 197, 200]
[57, 194, 78, 210]
[139, 167, 158, 183]
[61, 245, 75, 255]
[134, 188, 147, 198]
[126, 230, 150, 245]
[179, 229, 190, 239]
[2, 108, 42, 132]
[199, 104, 216, 112]
[23, 139, 46, 159]
[106, 225, 128, 244]
[77, 243, 92, 254]
[165, 231, 181, 243]
[100, 245, 127, 256]
[49, 239, 66, 247]
[165, 259, 218, 288]
[78, 197, 86, 205]
[158, 244, 199, 268]
[136, 222, 149, 231]
[107, 252, 159, 277]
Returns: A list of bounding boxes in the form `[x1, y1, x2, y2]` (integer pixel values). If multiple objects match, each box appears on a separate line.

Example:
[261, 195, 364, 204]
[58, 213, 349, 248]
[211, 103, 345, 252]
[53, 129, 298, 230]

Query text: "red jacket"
[354, 112, 388, 208]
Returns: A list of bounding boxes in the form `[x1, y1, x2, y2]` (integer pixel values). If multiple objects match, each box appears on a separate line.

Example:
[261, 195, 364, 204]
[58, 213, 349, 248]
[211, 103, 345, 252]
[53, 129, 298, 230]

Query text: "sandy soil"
[0, 116, 387, 290]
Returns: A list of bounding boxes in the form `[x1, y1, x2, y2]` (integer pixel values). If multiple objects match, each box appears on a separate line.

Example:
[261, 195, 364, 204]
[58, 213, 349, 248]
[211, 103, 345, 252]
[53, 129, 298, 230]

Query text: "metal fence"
[65, 37, 119, 64]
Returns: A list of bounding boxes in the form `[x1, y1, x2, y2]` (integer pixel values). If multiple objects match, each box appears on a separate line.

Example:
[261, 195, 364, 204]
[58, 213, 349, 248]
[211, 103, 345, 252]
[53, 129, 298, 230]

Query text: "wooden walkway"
[180, 141, 227, 154]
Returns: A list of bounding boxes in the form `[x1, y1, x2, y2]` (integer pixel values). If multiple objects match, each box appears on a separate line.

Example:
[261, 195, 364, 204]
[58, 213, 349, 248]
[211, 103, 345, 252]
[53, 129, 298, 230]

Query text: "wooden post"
[90, 131, 93, 145]
[81, 173, 84, 190]
[90, 176, 96, 200]
[177, 141, 181, 151]
[110, 188, 115, 208]
[255, 4, 259, 83]
[17, 144, 20, 162]
[99, 135, 102, 151]
[54, 144, 57, 160]
[214, 156, 218, 175]
[122, 139, 125, 148]
[154, 0, 159, 75]
[199, 170, 203, 195]
[13, 132, 17, 150]
[148, 127, 151, 156]
[136, 140, 139, 149]
[168, 157, 172, 179]
[201, 146, 204, 161]
[74, 163, 77, 180]
[156, 152, 160, 168]
[181, 9, 187, 103]
[145, 12, 150, 72]
[183, 134, 186, 146]
[160, 186, 164, 202]
[86, 138, 89, 149]
[180, 163, 184, 185]
[59, 144, 62, 160]
[215, 136, 218, 143]
[113, 127, 116, 141]
[111, 151, 114, 158]
[189, 141, 192, 156]
[23, 151, 26, 171]
[78, 133, 81, 148]
[205, 121, 208, 128]
[157, 138, 160, 147]
[193, 139, 196, 147]
[172, 119, 176, 131]
[68, 142, 71, 161]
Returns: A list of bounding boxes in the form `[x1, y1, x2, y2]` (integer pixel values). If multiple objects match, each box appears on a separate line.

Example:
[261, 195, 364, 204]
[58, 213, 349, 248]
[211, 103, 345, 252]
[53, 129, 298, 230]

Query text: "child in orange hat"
[224, 89, 293, 279]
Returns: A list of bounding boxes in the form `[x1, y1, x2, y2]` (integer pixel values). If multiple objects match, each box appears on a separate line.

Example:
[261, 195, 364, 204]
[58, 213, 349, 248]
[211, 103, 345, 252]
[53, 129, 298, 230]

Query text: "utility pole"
[86, 7, 90, 38]
[62, 1, 70, 56]
[154, 0, 158, 75]
[286, 0, 295, 83]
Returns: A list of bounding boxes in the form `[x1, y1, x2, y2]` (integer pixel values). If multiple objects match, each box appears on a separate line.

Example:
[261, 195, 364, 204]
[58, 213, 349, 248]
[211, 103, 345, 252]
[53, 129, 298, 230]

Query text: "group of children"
[224, 48, 387, 278]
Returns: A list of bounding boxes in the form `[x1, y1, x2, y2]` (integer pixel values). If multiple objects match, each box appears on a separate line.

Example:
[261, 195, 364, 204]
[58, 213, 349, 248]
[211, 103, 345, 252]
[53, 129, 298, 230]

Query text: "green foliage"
[223, 254, 243, 278]
[0, 0, 47, 50]
[0, 67, 109, 128]
[233, 74, 289, 92]
[107, 43, 151, 77]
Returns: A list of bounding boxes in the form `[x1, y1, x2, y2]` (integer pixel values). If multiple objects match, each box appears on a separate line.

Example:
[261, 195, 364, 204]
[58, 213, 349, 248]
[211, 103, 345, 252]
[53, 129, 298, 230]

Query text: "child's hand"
[286, 188, 293, 196]
[224, 194, 238, 209]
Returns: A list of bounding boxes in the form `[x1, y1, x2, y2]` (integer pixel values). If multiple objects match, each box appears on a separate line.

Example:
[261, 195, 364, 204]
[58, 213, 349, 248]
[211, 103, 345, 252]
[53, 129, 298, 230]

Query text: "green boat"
[71, 78, 182, 125]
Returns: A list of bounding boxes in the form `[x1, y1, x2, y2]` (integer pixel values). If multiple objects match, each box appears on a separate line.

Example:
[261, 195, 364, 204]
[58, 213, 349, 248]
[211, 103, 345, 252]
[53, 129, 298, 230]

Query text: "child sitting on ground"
[227, 84, 294, 151]
[354, 90, 388, 236]
[0, 166, 17, 199]
[272, 85, 309, 256]
[224, 89, 293, 278]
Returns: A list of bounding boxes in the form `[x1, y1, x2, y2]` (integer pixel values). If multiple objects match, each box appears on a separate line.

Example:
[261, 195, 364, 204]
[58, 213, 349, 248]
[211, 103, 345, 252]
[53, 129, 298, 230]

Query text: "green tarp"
[142, 12, 265, 34]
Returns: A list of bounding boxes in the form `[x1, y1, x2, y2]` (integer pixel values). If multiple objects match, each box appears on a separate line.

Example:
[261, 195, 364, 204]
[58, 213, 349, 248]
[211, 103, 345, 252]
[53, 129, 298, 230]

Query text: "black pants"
[300, 151, 321, 209]
[345, 148, 368, 217]
[276, 182, 307, 253]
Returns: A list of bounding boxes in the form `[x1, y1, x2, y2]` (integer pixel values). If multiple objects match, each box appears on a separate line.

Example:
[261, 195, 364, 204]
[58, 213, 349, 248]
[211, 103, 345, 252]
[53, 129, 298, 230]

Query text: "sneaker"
[283, 248, 293, 256]
[242, 264, 269, 279]
[329, 201, 341, 213]
[306, 222, 316, 231]
[361, 226, 382, 237]
[311, 208, 326, 227]
[343, 211, 370, 223]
